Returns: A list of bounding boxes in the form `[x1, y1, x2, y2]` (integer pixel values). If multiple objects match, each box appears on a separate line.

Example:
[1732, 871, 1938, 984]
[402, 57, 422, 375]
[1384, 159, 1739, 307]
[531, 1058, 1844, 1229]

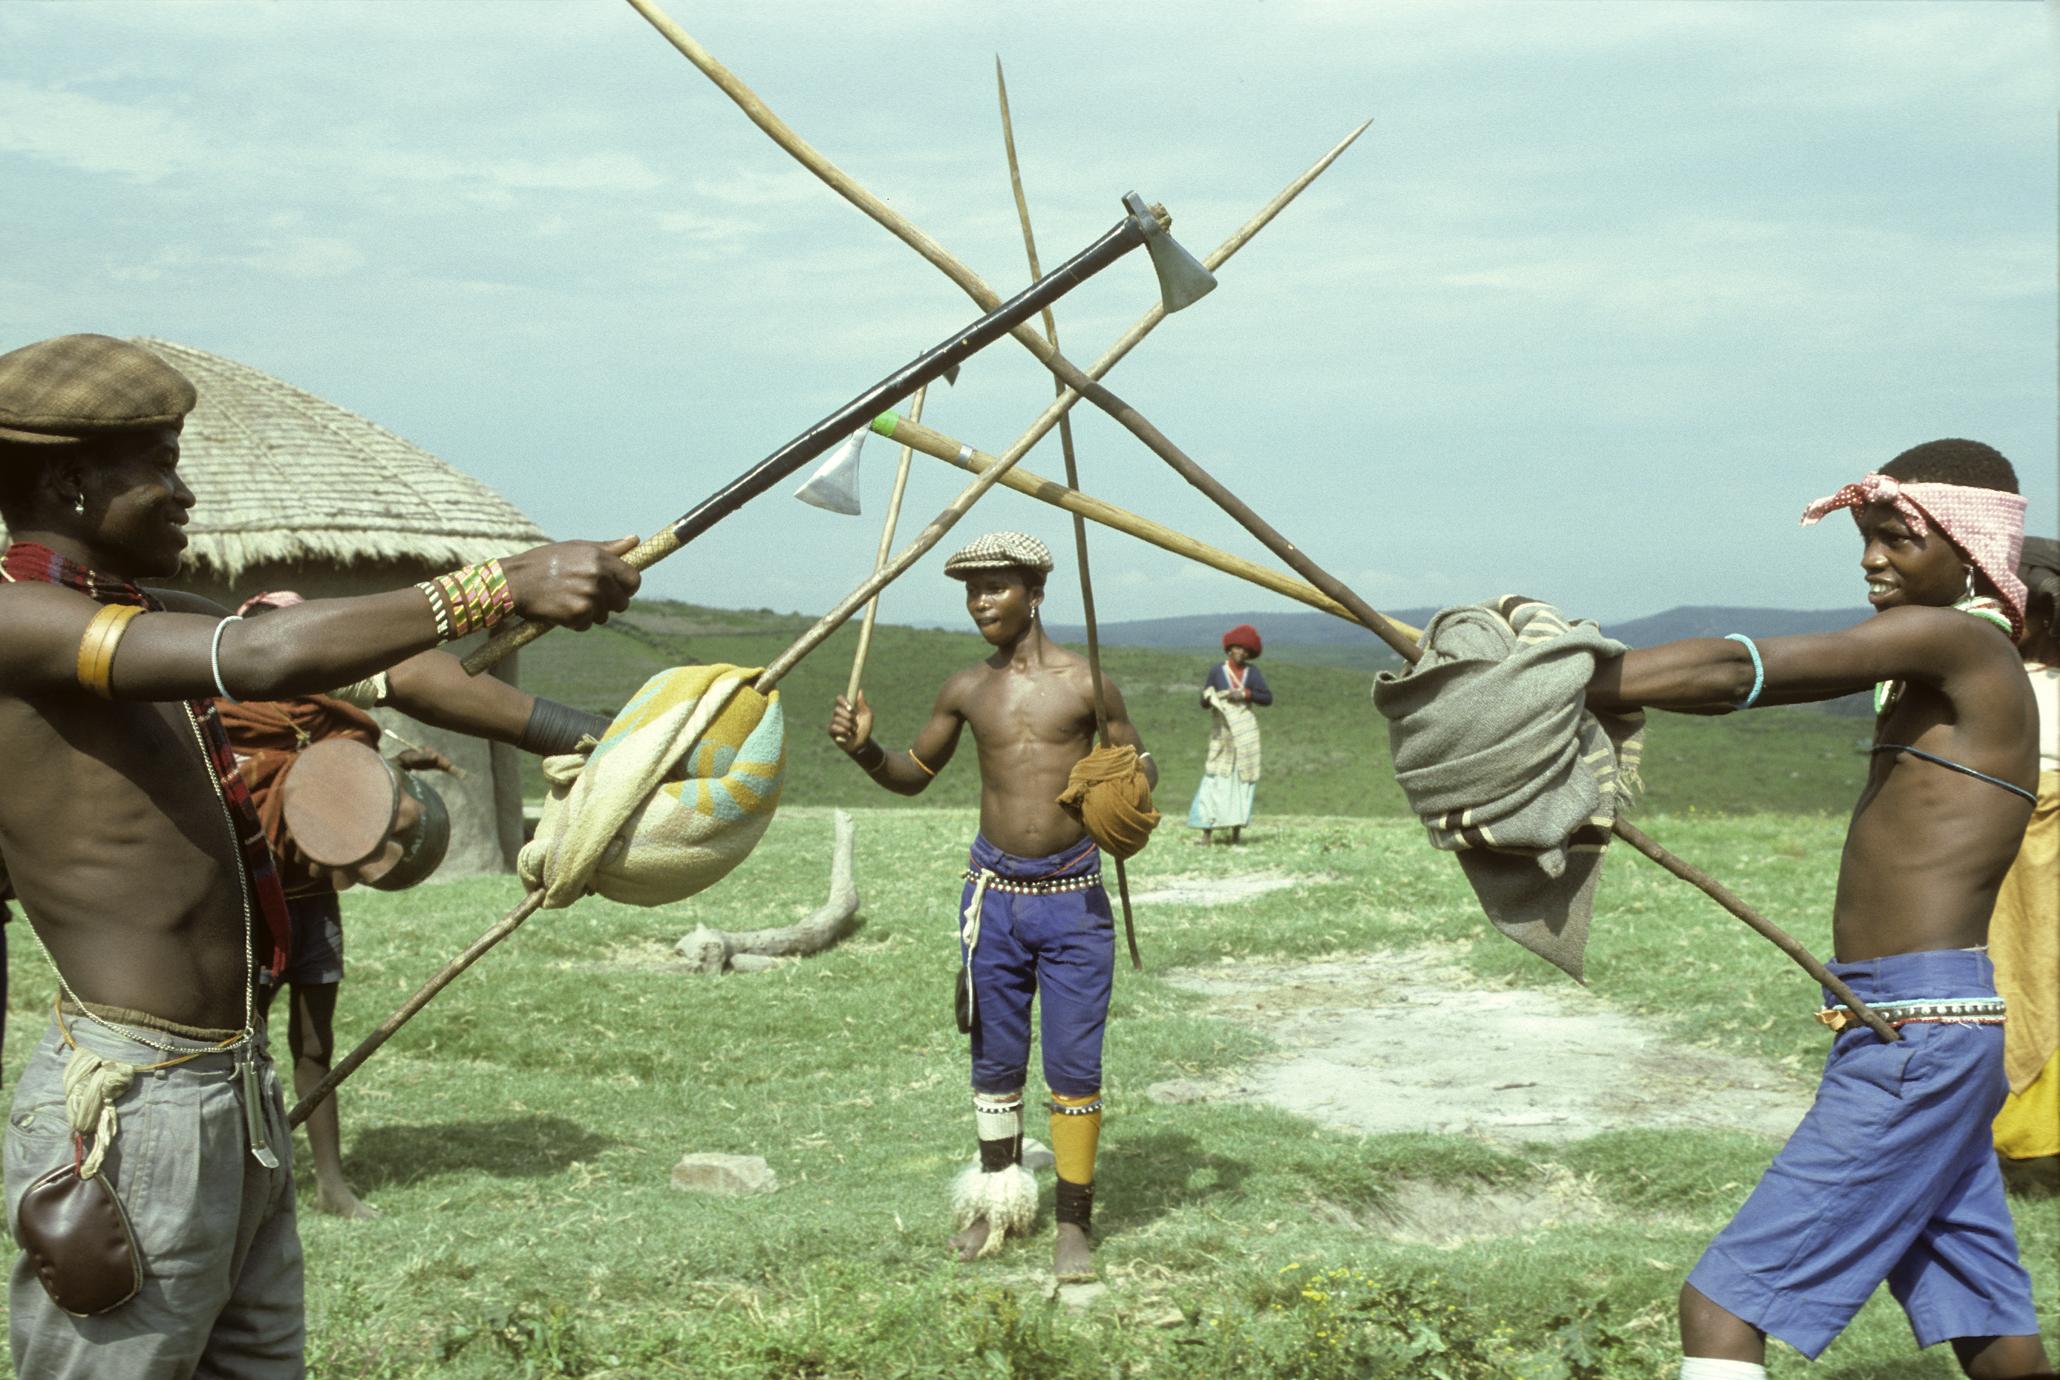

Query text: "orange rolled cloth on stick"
[1057, 745, 1160, 860]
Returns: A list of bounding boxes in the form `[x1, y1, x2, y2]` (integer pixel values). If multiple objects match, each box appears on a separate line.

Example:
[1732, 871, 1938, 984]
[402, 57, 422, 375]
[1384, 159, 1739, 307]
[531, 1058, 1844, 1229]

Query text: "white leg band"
[1679, 1359, 1766, 1379]
[973, 1091, 1022, 1144]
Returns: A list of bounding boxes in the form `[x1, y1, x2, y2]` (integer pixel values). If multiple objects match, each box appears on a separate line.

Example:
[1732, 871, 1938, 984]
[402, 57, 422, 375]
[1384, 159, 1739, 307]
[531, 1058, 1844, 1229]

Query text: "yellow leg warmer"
[1048, 1090, 1103, 1185]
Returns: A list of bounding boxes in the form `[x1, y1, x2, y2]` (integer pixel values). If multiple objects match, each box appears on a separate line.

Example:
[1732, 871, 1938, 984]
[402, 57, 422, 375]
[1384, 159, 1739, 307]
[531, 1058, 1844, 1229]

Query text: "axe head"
[793, 427, 867, 515]
[1122, 191, 1217, 314]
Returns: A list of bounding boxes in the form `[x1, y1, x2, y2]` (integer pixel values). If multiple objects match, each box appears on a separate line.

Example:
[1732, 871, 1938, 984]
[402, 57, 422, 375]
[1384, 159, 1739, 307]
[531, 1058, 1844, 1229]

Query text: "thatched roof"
[3, 338, 548, 582]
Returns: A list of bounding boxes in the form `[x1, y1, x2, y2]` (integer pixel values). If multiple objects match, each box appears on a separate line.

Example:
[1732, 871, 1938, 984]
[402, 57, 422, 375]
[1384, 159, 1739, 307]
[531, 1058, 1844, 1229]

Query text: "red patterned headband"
[1801, 472, 2027, 634]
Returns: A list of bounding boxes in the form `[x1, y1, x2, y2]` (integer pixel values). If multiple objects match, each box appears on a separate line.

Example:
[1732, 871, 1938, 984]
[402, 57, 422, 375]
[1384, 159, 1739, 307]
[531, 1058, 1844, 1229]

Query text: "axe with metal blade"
[463, 195, 1215, 674]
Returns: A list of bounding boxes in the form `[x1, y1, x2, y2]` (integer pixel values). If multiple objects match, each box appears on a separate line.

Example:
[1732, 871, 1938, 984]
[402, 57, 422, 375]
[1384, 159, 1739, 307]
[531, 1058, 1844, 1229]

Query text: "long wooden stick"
[846, 385, 927, 703]
[288, 889, 548, 1127]
[997, 59, 1143, 971]
[635, 5, 1897, 1041]
[747, 128, 1370, 691]
[889, 414, 1420, 640]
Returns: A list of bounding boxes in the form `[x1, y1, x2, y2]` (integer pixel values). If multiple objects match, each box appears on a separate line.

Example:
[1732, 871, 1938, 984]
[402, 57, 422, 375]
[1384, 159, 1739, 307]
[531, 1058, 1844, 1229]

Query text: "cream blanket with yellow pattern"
[519, 665, 786, 908]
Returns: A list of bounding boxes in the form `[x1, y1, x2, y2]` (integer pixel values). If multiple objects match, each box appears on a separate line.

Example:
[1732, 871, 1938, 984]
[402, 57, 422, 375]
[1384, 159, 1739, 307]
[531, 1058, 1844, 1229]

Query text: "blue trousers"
[1688, 948, 2039, 1358]
[959, 835, 1114, 1098]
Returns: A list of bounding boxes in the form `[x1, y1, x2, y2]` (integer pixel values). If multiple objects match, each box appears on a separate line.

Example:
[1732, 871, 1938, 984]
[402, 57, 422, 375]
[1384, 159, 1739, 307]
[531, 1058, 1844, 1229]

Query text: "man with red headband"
[1187, 623, 1272, 845]
[1586, 439, 2049, 1379]
[0, 334, 639, 1378]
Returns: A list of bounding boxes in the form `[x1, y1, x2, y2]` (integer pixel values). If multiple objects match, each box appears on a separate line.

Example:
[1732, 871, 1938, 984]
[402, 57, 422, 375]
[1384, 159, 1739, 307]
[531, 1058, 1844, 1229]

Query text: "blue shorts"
[959, 835, 1114, 1098]
[1688, 949, 2040, 1359]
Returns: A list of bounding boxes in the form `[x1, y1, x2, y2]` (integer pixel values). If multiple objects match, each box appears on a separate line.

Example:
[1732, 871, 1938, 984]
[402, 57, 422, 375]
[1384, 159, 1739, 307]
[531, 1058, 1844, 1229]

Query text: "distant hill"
[1047, 604, 1864, 657]
[1046, 604, 1877, 715]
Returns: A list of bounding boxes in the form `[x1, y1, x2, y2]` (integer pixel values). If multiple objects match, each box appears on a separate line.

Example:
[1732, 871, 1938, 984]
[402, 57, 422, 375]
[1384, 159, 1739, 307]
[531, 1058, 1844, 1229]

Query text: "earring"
[1964, 567, 1978, 601]
[71, 495, 85, 515]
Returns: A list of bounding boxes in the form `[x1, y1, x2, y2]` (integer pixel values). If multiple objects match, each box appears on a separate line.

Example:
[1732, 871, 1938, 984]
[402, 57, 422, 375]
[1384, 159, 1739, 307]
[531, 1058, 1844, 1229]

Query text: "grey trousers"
[5, 1014, 305, 1379]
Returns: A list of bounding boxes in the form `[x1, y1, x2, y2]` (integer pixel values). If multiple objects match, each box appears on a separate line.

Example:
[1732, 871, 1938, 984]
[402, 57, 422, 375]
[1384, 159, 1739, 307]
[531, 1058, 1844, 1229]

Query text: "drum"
[279, 739, 450, 890]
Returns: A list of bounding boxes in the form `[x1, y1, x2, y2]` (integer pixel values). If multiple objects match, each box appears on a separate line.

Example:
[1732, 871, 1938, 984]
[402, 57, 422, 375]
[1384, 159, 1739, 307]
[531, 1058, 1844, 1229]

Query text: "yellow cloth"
[1995, 1048, 2060, 1161]
[1048, 1091, 1102, 1185]
[1992, 769, 2059, 1158]
[1056, 745, 1160, 861]
[518, 665, 785, 908]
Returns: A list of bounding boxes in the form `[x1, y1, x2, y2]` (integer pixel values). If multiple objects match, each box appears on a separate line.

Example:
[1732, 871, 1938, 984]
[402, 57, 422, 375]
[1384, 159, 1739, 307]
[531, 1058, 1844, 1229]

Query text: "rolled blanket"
[518, 665, 786, 908]
[1057, 745, 1160, 860]
[1371, 599, 1643, 981]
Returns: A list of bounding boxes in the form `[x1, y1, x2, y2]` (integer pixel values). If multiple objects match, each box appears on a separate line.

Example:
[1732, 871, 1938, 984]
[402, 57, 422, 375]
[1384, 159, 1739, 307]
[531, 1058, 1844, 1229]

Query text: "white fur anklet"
[950, 1162, 1038, 1259]
[1679, 1359, 1765, 1379]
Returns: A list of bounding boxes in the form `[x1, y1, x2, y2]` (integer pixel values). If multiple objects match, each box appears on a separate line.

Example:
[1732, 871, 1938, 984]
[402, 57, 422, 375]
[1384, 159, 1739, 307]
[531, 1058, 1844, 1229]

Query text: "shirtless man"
[0, 333, 638, 1378]
[1586, 440, 2051, 1380]
[826, 531, 1158, 1281]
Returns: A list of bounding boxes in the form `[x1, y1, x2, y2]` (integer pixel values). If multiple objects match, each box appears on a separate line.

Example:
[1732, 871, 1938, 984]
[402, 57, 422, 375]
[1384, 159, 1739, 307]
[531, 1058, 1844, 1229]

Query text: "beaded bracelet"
[416, 580, 452, 642]
[427, 558, 514, 639]
[1724, 633, 1764, 709]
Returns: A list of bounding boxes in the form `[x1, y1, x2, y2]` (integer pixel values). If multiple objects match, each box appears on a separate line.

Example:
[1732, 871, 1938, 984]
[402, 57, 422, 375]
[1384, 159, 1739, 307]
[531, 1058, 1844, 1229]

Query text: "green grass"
[516, 599, 1872, 818]
[7, 808, 2049, 1377]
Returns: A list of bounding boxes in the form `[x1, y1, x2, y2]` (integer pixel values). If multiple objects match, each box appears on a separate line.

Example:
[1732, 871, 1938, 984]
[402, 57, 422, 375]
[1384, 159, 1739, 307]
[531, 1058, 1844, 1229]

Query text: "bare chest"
[960, 670, 1095, 754]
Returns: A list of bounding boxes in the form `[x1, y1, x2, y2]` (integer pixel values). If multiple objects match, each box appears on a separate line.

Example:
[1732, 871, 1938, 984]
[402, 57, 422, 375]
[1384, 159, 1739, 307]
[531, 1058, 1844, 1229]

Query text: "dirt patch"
[1127, 872, 1301, 908]
[1156, 951, 1813, 1144]
[1329, 1164, 1614, 1247]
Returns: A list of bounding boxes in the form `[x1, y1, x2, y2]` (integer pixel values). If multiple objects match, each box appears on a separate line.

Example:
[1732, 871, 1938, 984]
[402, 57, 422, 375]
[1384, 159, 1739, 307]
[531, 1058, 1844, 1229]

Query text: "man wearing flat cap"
[826, 530, 1159, 1283]
[0, 334, 639, 1377]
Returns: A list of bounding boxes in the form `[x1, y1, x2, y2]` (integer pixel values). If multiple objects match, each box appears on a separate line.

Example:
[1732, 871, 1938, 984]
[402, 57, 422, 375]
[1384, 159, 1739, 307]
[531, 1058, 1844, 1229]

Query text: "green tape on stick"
[871, 413, 898, 438]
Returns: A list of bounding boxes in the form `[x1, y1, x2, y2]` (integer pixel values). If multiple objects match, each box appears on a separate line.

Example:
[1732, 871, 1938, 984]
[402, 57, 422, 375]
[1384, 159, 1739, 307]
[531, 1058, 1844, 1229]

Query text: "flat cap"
[0, 334, 197, 446]
[943, 531, 1053, 578]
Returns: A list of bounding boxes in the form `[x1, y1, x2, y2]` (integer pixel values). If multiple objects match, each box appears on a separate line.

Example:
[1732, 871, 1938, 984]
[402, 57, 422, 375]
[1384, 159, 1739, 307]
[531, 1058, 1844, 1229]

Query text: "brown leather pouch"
[14, 1157, 142, 1316]
[955, 967, 974, 1035]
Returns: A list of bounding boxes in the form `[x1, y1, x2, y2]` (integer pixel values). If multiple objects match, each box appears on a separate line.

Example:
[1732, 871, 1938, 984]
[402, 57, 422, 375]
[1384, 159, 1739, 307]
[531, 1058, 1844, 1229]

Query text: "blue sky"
[3, 1, 2054, 631]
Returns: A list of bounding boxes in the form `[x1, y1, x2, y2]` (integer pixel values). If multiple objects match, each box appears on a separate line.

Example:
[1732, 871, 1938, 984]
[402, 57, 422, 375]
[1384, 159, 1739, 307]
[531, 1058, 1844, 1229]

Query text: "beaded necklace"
[1873, 594, 2014, 719]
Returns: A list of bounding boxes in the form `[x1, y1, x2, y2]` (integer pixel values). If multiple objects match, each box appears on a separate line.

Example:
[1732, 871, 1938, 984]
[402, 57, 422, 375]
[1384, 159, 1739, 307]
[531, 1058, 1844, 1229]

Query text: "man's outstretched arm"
[1588, 606, 1987, 713]
[828, 680, 966, 797]
[0, 537, 640, 703]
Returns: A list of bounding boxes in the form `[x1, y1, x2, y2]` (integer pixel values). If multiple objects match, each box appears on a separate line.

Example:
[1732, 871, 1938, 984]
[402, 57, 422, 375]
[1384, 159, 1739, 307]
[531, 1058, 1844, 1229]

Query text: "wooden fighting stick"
[844, 385, 927, 703]
[639, 3, 1898, 1042]
[880, 414, 1420, 640]
[996, 58, 1144, 969]
[293, 29, 1372, 1133]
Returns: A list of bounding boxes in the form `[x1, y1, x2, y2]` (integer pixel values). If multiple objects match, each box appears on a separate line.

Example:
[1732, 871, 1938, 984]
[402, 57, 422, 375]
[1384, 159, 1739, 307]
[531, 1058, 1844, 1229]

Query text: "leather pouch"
[14, 1159, 142, 1316]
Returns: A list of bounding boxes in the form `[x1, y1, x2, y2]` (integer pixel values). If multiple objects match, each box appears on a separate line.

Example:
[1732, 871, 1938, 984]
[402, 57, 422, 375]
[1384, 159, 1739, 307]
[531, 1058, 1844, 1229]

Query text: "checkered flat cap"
[0, 334, 197, 446]
[943, 531, 1053, 578]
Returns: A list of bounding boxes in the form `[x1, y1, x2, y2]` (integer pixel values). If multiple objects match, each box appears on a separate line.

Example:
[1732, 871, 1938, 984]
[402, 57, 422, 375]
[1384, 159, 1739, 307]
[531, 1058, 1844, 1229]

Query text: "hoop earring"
[1964, 567, 1978, 601]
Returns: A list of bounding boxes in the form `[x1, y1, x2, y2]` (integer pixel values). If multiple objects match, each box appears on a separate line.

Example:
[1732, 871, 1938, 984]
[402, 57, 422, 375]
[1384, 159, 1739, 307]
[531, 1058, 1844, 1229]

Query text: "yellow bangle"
[75, 604, 145, 699]
[907, 746, 937, 778]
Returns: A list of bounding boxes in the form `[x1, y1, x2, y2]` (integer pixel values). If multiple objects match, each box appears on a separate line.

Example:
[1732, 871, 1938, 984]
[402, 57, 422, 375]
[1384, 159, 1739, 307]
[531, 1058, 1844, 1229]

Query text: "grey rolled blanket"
[1370, 598, 1643, 981]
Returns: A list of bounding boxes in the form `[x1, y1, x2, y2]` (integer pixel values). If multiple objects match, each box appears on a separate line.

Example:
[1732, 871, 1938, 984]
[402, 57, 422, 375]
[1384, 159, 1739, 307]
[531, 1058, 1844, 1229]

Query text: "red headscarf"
[1222, 624, 1262, 658]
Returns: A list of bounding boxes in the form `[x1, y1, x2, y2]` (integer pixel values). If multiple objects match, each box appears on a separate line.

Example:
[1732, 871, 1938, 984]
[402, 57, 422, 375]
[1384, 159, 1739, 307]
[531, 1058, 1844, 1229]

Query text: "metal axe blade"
[1121, 191, 1216, 313]
[793, 426, 867, 514]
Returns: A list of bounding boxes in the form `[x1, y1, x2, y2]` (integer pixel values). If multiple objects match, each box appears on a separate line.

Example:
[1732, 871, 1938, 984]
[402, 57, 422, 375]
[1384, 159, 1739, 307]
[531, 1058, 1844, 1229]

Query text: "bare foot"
[1053, 1222, 1095, 1281]
[316, 1182, 381, 1221]
[949, 1216, 993, 1262]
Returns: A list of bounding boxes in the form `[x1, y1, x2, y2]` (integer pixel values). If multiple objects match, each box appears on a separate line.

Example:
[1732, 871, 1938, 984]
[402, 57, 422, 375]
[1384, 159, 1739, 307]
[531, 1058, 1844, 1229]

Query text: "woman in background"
[1188, 624, 1272, 845]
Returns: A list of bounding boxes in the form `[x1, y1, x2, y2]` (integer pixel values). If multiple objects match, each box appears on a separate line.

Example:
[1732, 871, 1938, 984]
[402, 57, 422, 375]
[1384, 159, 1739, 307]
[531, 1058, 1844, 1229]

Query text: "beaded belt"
[961, 869, 1102, 895]
[1816, 998, 2006, 1033]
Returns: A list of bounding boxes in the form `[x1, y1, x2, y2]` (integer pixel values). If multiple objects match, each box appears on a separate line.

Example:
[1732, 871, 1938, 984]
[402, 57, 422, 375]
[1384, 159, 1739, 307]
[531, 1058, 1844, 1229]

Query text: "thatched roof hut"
[4, 338, 551, 879]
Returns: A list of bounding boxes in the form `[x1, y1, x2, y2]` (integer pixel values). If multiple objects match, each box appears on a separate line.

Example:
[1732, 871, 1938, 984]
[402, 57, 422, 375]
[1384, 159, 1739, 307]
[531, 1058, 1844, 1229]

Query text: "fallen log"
[676, 809, 859, 973]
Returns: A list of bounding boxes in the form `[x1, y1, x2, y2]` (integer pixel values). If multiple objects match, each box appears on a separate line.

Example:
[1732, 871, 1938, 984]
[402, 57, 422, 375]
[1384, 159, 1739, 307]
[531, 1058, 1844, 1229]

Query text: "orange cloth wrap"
[1055, 745, 1160, 861]
[1048, 1091, 1102, 1185]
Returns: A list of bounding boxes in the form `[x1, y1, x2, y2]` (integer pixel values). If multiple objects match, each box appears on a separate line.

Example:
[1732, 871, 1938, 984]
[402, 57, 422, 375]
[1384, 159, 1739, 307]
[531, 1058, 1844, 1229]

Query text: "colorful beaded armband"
[427, 558, 514, 639]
